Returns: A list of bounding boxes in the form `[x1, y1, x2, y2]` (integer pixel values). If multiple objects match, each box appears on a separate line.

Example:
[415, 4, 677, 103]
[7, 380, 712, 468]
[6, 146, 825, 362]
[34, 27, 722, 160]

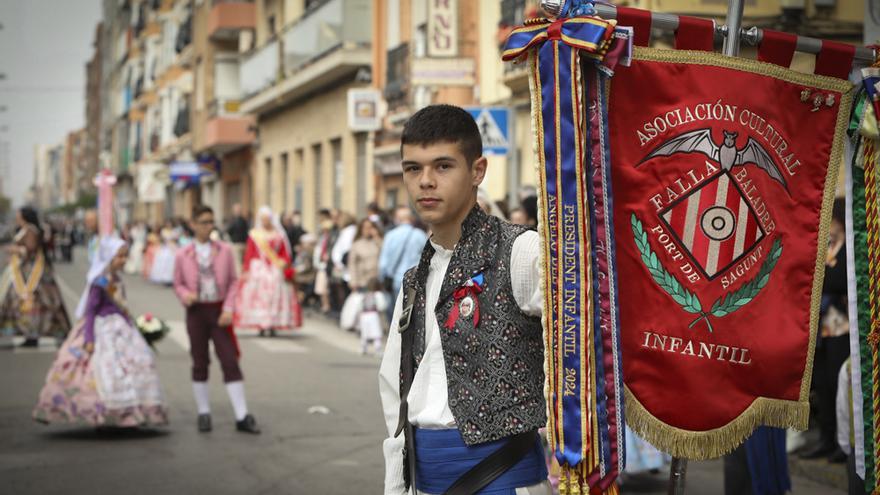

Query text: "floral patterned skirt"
[235, 259, 302, 330]
[0, 265, 71, 339]
[33, 314, 168, 427]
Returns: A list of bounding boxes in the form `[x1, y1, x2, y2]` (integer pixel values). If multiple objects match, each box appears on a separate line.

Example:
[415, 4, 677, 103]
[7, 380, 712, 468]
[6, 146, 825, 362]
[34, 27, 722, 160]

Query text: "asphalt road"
[0, 248, 845, 494]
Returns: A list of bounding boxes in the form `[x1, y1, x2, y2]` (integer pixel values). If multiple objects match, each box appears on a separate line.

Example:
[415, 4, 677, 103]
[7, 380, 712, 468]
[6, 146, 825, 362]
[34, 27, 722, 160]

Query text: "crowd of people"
[2, 186, 543, 352]
[0, 104, 855, 495]
[0, 184, 542, 426]
[0, 196, 855, 492]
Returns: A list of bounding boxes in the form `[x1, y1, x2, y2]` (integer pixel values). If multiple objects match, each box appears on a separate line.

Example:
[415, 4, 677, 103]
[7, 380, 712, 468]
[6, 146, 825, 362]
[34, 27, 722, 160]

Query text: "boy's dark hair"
[401, 104, 482, 165]
[192, 204, 214, 219]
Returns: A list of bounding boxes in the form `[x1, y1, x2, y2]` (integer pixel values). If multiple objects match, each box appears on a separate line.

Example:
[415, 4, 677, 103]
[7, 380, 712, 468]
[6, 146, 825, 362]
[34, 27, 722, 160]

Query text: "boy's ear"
[472, 156, 488, 186]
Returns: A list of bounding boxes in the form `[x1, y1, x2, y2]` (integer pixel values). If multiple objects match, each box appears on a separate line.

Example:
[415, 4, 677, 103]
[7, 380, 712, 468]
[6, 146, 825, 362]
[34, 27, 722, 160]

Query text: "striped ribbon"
[502, 13, 624, 494]
[859, 67, 880, 493]
[864, 137, 880, 494]
[853, 141, 877, 492]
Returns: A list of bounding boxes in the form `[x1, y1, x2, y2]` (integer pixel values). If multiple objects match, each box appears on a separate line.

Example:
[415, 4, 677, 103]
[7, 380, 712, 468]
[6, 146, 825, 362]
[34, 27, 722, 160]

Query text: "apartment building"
[237, 0, 374, 231]
[66, 0, 865, 226]
[190, 0, 257, 224]
[63, 130, 87, 205]
[83, 23, 104, 199]
[371, 0, 485, 210]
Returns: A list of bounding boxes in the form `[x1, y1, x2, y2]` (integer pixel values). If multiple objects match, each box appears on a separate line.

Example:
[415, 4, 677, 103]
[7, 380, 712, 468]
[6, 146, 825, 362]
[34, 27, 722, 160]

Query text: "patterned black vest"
[400, 206, 546, 446]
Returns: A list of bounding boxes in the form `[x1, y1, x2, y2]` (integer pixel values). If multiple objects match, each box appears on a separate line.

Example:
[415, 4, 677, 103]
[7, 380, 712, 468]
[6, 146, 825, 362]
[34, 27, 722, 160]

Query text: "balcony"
[502, 62, 529, 95]
[208, 1, 255, 41]
[201, 99, 255, 153]
[240, 0, 371, 115]
[384, 44, 409, 110]
[240, 39, 279, 100]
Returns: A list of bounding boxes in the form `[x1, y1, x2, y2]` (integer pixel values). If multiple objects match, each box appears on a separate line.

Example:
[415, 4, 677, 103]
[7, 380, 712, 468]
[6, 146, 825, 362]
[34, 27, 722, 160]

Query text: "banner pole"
[667, 457, 688, 495]
[722, 0, 745, 56]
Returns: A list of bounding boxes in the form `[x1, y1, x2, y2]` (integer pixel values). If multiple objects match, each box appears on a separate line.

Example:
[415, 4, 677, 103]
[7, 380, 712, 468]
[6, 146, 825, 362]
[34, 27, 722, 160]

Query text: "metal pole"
[722, 0, 746, 56]
[507, 105, 520, 213]
[592, 3, 875, 63]
[668, 457, 688, 495]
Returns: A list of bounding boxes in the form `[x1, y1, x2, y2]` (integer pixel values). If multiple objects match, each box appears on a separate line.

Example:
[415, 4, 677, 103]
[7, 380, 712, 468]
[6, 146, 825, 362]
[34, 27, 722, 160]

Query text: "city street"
[0, 249, 846, 494]
[2, 249, 386, 494]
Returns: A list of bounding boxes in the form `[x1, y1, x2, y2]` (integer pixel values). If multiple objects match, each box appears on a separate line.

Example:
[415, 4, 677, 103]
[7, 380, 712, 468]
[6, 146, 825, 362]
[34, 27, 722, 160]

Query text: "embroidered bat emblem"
[639, 128, 789, 193]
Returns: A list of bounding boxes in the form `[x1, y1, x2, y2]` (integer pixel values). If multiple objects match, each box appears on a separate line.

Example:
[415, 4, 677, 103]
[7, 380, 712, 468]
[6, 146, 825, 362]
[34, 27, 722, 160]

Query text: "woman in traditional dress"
[149, 221, 177, 285]
[124, 221, 146, 275]
[235, 206, 302, 336]
[141, 226, 161, 278]
[32, 237, 169, 427]
[0, 207, 71, 347]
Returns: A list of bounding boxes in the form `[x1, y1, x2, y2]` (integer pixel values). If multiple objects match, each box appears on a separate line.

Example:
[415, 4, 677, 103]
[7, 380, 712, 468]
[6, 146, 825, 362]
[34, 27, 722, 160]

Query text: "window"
[413, 24, 427, 58]
[386, 0, 400, 48]
[500, 0, 527, 26]
[385, 44, 409, 103]
[355, 133, 367, 214]
[281, 152, 289, 212]
[265, 157, 273, 207]
[267, 15, 276, 37]
[295, 148, 304, 213]
[195, 59, 205, 112]
[331, 138, 342, 209]
[313, 143, 322, 210]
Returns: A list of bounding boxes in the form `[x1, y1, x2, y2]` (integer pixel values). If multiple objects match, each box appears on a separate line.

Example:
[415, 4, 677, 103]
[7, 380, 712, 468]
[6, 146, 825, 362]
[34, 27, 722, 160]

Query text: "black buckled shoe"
[799, 441, 835, 459]
[828, 448, 848, 464]
[235, 414, 261, 434]
[198, 413, 212, 433]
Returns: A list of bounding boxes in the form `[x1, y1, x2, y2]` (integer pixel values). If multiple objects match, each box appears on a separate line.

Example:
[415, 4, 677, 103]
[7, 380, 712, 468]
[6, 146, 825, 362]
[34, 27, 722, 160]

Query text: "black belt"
[442, 430, 540, 495]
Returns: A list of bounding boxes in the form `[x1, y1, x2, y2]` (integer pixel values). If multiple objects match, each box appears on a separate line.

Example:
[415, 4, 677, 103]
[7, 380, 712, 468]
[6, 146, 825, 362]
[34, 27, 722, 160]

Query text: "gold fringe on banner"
[625, 387, 808, 459]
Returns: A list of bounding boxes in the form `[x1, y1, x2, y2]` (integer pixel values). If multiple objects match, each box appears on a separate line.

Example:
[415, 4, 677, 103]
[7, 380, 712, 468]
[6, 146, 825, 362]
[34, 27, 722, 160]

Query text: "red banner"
[608, 48, 852, 458]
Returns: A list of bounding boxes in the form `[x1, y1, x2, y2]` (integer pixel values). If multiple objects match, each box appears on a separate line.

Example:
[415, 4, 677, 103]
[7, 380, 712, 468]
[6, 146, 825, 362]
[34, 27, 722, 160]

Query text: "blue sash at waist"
[414, 428, 548, 495]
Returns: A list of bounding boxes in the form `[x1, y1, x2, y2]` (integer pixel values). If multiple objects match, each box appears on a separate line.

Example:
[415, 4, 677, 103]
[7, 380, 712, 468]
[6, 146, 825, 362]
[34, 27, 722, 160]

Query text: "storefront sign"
[428, 0, 458, 57]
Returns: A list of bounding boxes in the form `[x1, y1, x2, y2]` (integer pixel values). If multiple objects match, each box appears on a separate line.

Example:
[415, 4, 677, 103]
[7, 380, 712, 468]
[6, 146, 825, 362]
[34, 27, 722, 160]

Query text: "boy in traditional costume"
[379, 105, 550, 494]
[0, 207, 71, 347]
[173, 205, 260, 434]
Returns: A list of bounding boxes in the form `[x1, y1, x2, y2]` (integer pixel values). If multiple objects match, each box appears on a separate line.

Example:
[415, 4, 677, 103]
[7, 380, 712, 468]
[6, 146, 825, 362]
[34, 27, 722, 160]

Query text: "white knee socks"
[225, 381, 249, 421]
[192, 381, 211, 414]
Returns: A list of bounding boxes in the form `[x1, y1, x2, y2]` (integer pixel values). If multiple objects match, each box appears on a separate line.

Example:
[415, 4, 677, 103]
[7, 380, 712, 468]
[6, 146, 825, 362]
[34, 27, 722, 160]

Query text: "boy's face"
[190, 212, 215, 241]
[401, 141, 486, 228]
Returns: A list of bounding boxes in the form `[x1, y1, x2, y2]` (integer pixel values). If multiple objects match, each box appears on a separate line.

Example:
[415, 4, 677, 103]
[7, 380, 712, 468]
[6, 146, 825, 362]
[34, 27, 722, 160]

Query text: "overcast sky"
[0, 0, 102, 207]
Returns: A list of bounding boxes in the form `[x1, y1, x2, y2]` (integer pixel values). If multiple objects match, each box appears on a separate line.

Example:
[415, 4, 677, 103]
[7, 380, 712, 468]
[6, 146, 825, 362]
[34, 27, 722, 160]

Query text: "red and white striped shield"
[659, 171, 764, 278]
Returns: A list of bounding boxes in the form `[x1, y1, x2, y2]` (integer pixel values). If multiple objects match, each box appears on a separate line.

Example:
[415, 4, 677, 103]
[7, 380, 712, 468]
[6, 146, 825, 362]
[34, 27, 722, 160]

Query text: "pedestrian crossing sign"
[466, 107, 509, 155]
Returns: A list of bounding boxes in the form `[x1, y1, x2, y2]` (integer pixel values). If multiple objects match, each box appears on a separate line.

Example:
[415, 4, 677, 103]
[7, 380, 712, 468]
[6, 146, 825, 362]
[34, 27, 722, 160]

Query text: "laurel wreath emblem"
[630, 214, 783, 332]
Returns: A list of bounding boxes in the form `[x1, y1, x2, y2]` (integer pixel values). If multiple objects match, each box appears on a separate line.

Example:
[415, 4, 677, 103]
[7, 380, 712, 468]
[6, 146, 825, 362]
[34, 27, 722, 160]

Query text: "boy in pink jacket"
[173, 205, 260, 434]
